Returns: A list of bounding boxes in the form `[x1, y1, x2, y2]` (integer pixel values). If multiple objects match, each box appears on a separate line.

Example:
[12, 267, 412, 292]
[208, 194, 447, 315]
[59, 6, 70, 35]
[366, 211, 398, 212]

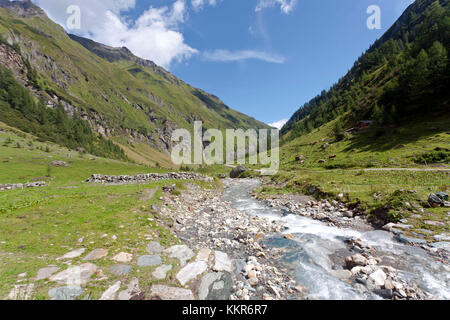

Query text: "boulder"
[48, 286, 83, 300]
[83, 249, 108, 261]
[345, 254, 368, 269]
[112, 252, 132, 263]
[428, 194, 443, 206]
[230, 166, 248, 178]
[176, 261, 208, 286]
[118, 278, 143, 300]
[36, 267, 60, 281]
[99, 281, 121, 300]
[49, 263, 97, 285]
[164, 245, 194, 266]
[146, 241, 164, 254]
[152, 265, 172, 280]
[56, 248, 86, 260]
[213, 251, 234, 273]
[150, 285, 194, 300]
[110, 264, 132, 276]
[198, 272, 233, 300]
[436, 192, 449, 201]
[369, 269, 387, 286]
[137, 255, 162, 267]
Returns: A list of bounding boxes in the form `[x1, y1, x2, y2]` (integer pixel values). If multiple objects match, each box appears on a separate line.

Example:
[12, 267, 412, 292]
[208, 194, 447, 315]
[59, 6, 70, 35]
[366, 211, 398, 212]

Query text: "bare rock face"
[0, 0, 48, 19]
[0, 44, 27, 85]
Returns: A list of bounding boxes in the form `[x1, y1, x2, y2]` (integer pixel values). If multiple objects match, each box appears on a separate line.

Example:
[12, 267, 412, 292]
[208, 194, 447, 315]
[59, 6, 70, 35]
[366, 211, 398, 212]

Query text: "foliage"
[282, 0, 450, 141]
[0, 66, 127, 160]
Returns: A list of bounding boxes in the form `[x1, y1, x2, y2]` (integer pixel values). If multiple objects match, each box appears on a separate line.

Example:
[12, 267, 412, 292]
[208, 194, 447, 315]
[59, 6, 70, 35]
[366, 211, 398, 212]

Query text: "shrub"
[414, 149, 450, 164]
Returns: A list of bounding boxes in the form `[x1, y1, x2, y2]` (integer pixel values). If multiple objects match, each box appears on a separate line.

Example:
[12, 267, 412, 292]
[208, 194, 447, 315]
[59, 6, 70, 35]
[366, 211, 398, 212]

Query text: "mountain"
[0, 0, 269, 166]
[281, 0, 449, 140]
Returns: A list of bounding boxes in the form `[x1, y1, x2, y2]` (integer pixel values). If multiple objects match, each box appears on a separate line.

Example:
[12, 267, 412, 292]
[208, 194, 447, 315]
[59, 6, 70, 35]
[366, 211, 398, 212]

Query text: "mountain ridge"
[0, 0, 269, 166]
[282, 0, 449, 138]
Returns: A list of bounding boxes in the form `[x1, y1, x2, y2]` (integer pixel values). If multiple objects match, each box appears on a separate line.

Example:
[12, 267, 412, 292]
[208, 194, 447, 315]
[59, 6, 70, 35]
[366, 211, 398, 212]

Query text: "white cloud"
[191, 0, 218, 11]
[255, 0, 297, 14]
[35, 0, 197, 68]
[269, 119, 288, 130]
[203, 49, 285, 63]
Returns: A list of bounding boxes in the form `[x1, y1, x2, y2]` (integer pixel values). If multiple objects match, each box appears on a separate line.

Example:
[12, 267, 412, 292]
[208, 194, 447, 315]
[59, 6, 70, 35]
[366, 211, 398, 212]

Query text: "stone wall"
[0, 181, 47, 191]
[86, 173, 213, 184]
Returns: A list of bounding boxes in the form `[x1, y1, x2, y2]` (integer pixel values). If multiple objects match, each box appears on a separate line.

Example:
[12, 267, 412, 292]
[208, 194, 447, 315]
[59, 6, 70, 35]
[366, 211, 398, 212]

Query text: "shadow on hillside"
[343, 116, 450, 153]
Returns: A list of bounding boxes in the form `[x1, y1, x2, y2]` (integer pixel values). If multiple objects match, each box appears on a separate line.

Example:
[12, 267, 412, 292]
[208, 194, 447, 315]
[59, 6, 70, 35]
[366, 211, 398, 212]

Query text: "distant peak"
[0, 0, 47, 19]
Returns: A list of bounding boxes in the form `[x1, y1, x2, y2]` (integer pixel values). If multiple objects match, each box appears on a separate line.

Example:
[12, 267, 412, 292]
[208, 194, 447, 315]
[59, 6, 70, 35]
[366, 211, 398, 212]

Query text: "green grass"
[0, 126, 211, 299]
[258, 168, 449, 236]
[280, 115, 450, 170]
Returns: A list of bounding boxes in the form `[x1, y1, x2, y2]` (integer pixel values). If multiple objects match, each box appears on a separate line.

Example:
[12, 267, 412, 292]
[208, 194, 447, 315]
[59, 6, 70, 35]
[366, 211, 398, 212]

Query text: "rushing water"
[222, 179, 450, 300]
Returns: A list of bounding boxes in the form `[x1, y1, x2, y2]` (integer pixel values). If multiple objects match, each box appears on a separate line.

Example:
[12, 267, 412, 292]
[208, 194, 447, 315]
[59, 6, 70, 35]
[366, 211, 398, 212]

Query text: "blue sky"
[35, 0, 415, 127]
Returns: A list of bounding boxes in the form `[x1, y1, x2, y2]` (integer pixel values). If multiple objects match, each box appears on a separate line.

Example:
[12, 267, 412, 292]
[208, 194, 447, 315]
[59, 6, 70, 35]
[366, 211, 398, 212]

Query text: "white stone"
[118, 278, 141, 300]
[100, 281, 121, 300]
[36, 267, 60, 281]
[153, 265, 172, 280]
[213, 251, 234, 272]
[56, 248, 86, 260]
[369, 269, 387, 286]
[196, 248, 211, 262]
[49, 263, 97, 285]
[164, 245, 194, 266]
[8, 284, 34, 300]
[150, 285, 194, 300]
[112, 252, 133, 263]
[176, 261, 208, 286]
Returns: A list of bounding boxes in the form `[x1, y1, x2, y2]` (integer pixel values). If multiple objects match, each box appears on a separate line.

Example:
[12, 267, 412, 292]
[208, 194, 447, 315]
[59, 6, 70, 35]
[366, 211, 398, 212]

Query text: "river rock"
[164, 245, 194, 266]
[49, 263, 97, 285]
[433, 233, 450, 242]
[36, 267, 60, 281]
[100, 281, 121, 300]
[83, 249, 108, 261]
[196, 248, 211, 262]
[110, 264, 132, 276]
[198, 272, 233, 300]
[57, 248, 86, 260]
[213, 251, 234, 272]
[373, 288, 393, 299]
[369, 269, 387, 286]
[395, 234, 428, 245]
[146, 241, 164, 254]
[137, 255, 162, 267]
[330, 269, 353, 280]
[48, 286, 83, 300]
[112, 252, 132, 263]
[429, 242, 450, 251]
[176, 261, 208, 286]
[345, 254, 368, 269]
[152, 265, 172, 280]
[150, 285, 194, 300]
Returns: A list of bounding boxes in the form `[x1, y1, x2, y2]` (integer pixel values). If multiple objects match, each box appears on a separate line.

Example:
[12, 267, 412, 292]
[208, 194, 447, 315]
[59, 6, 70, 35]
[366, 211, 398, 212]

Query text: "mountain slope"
[281, 0, 449, 140]
[0, 0, 269, 166]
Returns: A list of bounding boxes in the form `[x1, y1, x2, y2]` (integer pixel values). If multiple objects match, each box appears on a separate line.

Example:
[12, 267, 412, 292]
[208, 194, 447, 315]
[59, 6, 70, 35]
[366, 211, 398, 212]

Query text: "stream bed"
[222, 179, 450, 300]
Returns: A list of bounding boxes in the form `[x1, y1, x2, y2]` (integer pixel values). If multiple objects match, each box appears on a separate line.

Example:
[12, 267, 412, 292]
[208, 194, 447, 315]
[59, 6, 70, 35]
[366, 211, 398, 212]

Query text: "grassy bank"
[0, 124, 215, 299]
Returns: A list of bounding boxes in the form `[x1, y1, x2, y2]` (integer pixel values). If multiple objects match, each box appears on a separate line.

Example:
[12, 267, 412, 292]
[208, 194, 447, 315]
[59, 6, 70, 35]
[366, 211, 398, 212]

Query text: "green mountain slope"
[281, 0, 449, 141]
[0, 0, 269, 166]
